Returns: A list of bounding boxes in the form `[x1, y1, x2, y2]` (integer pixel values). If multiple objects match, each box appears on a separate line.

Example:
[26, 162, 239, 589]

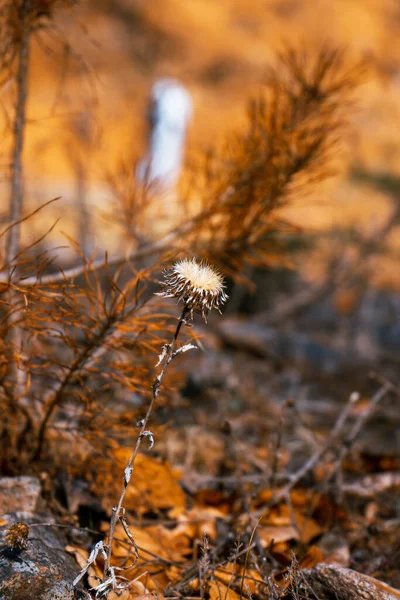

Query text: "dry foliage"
[2, 10, 386, 596]
[0, 0, 76, 85]
[109, 47, 362, 277]
[0, 44, 362, 476]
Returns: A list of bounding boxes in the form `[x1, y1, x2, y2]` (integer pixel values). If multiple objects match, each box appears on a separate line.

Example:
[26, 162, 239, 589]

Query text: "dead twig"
[254, 384, 390, 515]
[100, 305, 190, 596]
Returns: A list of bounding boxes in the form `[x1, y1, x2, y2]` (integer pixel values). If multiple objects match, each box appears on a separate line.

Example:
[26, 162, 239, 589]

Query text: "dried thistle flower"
[5, 522, 29, 553]
[158, 258, 228, 320]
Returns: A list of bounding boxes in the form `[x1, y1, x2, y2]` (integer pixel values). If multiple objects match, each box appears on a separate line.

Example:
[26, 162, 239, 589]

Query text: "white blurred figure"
[137, 78, 193, 195]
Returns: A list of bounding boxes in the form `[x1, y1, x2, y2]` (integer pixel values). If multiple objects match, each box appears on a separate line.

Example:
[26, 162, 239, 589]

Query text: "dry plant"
[73, 259, 228, 598]
[0, 5, 393, 597]
[0, 246, 171, 472]
[0, 0, 84, 461]
[104, 45, 361, 280]
[0, 37, 363, 598]
[0, 41, 361, 475]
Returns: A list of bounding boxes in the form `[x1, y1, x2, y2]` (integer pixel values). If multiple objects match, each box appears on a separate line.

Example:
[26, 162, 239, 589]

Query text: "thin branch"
[102, 304, 189, 580]
[32, 314, 119, 460]
[254, 384, 390, 514]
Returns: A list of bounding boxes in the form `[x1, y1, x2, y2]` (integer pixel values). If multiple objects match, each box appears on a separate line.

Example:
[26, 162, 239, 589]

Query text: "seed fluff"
[157, 258, 228, 320]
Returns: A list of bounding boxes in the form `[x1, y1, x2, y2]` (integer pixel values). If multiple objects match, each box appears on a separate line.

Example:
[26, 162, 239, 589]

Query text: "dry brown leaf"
[299, 545, 324, 569]
[258, 524, 299, 547]
[107, 522, 188, 589]
[98, 449, 186, 517]
[240, 567, 264, 595]
[193, 489, 235, 515]
[65, 544, 102, 588]
[209, 580, 240, 600]
[108, 591, 130, 600]
[129, 595, 164, 600]
[183, 506, 224, 539]
[114, 522, 190, 563]
[213, 564, 263, 596]
[295, 513, 323, 543]
[129, 580, 157, 596]
[215, 563, 240, 586]
[65, 544, 89, 570]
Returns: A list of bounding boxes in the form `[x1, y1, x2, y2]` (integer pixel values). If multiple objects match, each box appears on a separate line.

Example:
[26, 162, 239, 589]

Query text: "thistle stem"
[103, 304, 189, 579]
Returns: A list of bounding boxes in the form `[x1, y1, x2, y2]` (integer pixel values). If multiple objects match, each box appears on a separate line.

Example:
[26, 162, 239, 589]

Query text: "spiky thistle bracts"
[157, 258, 228, 320]
[5, 522, 29, 553]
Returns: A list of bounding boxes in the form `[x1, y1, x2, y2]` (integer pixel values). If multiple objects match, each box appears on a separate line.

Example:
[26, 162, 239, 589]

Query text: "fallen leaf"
[108, 591, 130, 600]
[295, 512, 323, 543]
[258, 525, 299, 547]
[209, 579, 240, 600]
[96, 449, 186, 517]
[299, 545, 324, 569]
[215, 563, 240, 586]
[106, 522, 189, 590]
[65, 544, 89, 570]
[65, 544, 103, 588]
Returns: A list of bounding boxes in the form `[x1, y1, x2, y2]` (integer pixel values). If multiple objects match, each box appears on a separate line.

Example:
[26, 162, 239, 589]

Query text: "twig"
[253, 386, 390, 515]
[32, 315, 119, 460]
[341, 472, 400, 498]
[102, 305, 190, 584]
[272, 390, 360, 502]
[0, 184, 239, 288]
[330, 383, 391, 501]
[0, 205, 208, 287]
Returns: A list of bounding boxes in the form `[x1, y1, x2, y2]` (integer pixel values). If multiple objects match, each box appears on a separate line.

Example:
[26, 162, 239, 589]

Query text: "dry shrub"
[0, 0, 76, 84]
[0, 256, 175, 472]
[109, 47, 362, 284]
[0, 43, 361, 476]
[186, 46, 362, 274]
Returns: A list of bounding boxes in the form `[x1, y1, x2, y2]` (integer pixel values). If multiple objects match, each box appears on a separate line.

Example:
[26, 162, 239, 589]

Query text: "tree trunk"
[5, 0, 31, 402]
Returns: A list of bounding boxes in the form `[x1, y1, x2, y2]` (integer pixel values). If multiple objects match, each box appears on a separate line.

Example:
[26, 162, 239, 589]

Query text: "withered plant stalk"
[102, 304, 190, 588]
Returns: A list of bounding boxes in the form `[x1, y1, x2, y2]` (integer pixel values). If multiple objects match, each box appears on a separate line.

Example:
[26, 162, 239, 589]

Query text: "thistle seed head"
[157, 258, 228, 320]
[5, 522, 29, 553]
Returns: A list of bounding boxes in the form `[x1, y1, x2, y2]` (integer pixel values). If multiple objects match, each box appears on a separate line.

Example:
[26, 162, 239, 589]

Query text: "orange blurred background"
[2, 0, 400, 282]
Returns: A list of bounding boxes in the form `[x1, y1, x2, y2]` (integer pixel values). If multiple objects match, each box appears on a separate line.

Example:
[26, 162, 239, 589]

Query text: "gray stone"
[0, 477, 42, 515]
[0, 513, 79, 600]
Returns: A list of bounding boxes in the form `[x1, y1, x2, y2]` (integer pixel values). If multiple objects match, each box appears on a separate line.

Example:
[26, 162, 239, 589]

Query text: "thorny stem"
[103, 304, 190, 581]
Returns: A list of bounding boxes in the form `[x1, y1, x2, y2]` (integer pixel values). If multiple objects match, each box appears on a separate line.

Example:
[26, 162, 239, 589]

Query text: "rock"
[287, 563, 400, 600]
[0, 477, 42, 515]
[0, 512, 79, 600]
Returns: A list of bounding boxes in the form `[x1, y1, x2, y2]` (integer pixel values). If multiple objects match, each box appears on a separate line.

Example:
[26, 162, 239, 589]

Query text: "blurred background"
[1, 0, 400, 367]
[1, 0, 400, 260]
